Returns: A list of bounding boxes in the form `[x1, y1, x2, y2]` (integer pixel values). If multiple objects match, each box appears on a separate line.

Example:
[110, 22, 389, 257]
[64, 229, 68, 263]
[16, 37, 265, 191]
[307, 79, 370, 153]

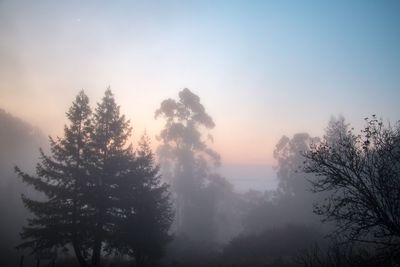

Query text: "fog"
[0, 89, 387, 266]
[0, 109, 47, 265]
[1, 1, 400, 267]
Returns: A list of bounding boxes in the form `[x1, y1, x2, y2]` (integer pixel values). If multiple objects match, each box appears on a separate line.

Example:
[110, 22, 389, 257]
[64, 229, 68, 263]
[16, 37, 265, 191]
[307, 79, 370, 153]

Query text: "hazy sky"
[1, 0, 399, 165]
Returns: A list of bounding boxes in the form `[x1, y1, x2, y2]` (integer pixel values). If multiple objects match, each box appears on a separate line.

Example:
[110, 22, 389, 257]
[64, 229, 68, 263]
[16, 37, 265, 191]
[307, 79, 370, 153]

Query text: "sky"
[1, 0, 400, 168]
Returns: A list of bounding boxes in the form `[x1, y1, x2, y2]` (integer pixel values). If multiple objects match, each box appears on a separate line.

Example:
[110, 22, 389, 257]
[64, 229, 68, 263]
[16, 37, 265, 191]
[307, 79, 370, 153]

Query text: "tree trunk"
[73, 132, 87, 267]
[92, 224, 102, 267]
[92, 205, 103, 267]
[19, 255, 24, 267]
[72, 241, 87, 267]
[92, 238, 101, 267]
[135, 251, 146, 267]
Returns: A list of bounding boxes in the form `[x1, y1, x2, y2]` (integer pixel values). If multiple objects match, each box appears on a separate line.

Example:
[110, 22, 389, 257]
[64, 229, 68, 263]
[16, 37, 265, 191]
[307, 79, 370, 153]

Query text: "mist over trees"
[236, 132, 324, 235]
[155, 88, 221, 242]
[155, 89, 243, 257]
[153, 90, 336, 266]
[13, 90, 173, 267]
[223, 115, 400, 266]
[0, 109, 47, 266]
[222, 132, 327, 266]
[1, 89, 400, 267]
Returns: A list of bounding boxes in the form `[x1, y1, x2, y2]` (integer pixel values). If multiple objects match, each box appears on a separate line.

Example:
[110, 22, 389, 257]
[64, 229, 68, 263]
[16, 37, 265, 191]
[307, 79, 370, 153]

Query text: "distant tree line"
[15, 90, 173, 267]
[9, 87, 400, 267]
[223, 115, 400, 266]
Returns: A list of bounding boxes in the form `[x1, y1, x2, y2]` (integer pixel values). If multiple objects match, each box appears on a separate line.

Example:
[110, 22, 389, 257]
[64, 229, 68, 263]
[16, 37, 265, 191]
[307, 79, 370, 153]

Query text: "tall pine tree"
[89, 88, 133, 267]
[15, 91, 92, 267]
[16, 89, 174, 267]
[111, 134, 173, 266]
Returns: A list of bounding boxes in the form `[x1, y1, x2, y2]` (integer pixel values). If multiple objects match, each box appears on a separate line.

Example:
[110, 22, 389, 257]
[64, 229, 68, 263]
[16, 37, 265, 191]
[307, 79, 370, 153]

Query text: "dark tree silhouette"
[295, 241, 387, 267]
[15, 89, 173, 267]
[111, 134, 173, 266]
[89, 89, 133, 266]
[15, 91, 92, 267]
[303, 116, 400, 256]
[223, 224, 323, 266]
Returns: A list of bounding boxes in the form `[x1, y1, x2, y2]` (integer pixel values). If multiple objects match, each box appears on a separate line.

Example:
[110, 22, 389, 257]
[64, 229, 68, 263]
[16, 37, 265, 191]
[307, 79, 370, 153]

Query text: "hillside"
[0, 109, 47, 265]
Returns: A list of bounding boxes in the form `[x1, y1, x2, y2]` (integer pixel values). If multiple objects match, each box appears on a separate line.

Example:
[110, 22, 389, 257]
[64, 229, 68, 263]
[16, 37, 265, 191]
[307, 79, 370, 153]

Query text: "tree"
[15, 89, 174, 267]
[242, 133, 323, 236]
[324, 115, 350, 148]
[89, 88, 133, 266]
[155, 88, 222, 242]
[15, 91, 92, 267]
[247, 133, 321, 229]
[111, 134, 173, 266]
[303, 116, 400, 256]
[274, 133, 320, 198]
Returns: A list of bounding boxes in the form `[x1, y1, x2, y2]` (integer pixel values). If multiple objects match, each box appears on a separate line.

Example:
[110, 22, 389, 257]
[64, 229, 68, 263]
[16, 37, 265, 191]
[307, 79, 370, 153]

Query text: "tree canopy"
[15, 90, 173, 267]
[304, 116, 400, 256]
[155, 88, 240, 245]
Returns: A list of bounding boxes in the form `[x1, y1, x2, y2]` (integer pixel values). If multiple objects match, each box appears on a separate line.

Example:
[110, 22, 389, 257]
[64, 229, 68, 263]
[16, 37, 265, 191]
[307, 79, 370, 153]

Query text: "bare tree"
[303, 115, 400, 256]
[295, 241, 385, 267]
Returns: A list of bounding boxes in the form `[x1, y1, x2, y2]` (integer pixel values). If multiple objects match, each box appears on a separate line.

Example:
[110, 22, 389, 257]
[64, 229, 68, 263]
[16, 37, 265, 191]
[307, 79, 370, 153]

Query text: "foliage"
[242, 133, 321, 235]
[274, 133, 319, 198]
[111, 134, 174, 266]
[155, 88, 235, 243]
[15, 90, 173, 267]
[303, 115, 400, 255]
[223, 224, 323, 266]
[155, 88, 220, 192]
[295, 241, 394, 267]
[89, 89, 133, 266]
[15, 91, 93, 267]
